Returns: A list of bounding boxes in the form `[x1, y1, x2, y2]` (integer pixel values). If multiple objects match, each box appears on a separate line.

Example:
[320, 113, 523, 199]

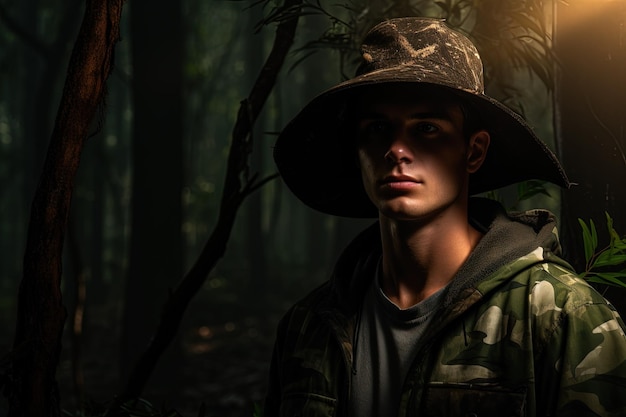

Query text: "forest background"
[0, 0, 625, 416]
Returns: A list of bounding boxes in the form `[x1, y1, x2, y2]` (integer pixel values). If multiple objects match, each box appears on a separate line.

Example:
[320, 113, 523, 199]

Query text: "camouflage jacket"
[264, 199, 626, 417]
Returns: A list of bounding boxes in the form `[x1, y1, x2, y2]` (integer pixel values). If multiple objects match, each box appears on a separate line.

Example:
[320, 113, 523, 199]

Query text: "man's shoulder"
[478, 248, 619, 322]
[516, 253, 614, 311]
[277, 281, 334, 326]
[493, 252, 625, 337]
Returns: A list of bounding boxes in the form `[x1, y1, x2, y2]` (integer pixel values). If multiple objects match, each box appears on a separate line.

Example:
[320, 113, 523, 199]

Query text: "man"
[265, 17, 626, 416]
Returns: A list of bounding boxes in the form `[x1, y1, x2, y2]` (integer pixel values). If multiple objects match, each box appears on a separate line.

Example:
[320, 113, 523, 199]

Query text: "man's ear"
[466, 130, 490, 174]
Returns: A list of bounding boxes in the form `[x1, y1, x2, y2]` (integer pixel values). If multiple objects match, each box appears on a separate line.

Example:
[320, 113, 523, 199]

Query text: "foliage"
[577, 213, 626, 289]
[489, 187, 626, 290]
[283, 0, 555, 97]
[484, 180, 552, 211]
[456, 0, 555, 91]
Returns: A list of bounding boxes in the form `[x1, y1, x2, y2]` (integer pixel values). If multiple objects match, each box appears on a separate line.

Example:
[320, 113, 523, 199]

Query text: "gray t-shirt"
[350, 263, 446, 417]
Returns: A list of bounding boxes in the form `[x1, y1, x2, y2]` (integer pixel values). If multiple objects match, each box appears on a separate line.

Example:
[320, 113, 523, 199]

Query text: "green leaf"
[590, 218, 599, 252]
[510, 11, 544, 40]
[578, 212, 626, 289]
[606, 211, 622, 246]
[578, 218, 596, 265]
[516, 180, 551, 202]
[585, 272, 626, 289]
[593, 252, 626, 268]
[524, 49, 553, 90]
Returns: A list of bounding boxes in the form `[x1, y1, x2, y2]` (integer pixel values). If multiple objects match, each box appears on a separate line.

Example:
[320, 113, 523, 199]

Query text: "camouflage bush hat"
[274, 17, 570, 218]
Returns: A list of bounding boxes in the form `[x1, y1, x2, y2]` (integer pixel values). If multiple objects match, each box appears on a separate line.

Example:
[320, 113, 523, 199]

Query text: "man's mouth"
[379, 175, 422, 190]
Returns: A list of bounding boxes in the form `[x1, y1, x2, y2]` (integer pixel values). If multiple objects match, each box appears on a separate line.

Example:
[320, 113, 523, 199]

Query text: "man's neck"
[378, 208, 482, 309]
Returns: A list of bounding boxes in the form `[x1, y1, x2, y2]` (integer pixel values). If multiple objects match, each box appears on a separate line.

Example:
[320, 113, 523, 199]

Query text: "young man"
[265, 17, 626, 416]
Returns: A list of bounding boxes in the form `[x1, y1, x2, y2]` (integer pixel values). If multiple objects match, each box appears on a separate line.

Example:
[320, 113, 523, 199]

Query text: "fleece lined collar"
[327, 197, 563, 314]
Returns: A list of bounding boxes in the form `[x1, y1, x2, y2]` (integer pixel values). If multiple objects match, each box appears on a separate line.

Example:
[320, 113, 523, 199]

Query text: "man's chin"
[378, 204, 429, 222]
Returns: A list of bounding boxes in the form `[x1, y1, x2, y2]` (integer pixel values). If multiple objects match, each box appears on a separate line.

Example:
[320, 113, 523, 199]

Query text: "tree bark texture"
[0, 0, 82, 294]
[9, 1, 124, 416]
[555, 1, 626, 312]
[108, 0, 302, 410]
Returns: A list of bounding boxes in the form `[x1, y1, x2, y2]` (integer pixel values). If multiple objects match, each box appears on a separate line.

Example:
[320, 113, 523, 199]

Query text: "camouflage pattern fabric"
[264, 208, 626, 417]
[408, 248, 626, 417]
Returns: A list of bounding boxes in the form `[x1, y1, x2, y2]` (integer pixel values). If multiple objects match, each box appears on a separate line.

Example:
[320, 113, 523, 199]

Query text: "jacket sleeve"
[535, 280, 626, 416]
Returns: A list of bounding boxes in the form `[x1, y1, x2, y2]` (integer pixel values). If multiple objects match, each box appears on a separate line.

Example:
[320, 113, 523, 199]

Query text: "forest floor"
[52, 281, 310, 417]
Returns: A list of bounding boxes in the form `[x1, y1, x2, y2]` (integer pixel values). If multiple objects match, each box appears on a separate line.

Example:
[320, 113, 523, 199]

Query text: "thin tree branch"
[106, 0, 302, 412]
[247, 172, 281, 196]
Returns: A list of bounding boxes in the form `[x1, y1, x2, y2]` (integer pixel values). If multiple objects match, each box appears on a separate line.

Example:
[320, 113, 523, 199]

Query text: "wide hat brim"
[274, 18, 570, 218]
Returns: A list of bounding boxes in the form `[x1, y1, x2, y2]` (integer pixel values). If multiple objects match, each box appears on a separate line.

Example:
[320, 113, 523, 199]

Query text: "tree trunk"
[9, 1, 123, 416]
[107, 0, 302, 410]
[119, 0, 184, 388]
[555, 0, 626, 311]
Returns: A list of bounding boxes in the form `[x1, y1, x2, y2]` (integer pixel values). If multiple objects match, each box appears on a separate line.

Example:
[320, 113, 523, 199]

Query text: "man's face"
[355, 85, 485, 222]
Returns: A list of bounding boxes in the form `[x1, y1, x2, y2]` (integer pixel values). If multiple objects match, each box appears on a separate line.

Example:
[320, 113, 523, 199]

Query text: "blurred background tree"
[0, 0, 624, 416]
[553, 0, 626, 311]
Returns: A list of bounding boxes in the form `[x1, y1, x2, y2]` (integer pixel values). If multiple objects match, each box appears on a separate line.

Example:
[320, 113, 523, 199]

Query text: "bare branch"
[106, 0, 302, 411]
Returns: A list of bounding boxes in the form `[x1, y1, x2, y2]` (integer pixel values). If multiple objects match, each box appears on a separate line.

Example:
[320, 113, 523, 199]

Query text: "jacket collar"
[324, 197, 562, 315]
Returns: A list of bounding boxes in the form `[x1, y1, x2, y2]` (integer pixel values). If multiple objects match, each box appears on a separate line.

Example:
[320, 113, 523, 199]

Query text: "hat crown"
[273, 17, 569, 218]
[356, 18, 484, 95]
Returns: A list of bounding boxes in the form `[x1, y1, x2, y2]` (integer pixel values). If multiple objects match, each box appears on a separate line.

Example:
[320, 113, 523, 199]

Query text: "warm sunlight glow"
[557, 0, 626, 34]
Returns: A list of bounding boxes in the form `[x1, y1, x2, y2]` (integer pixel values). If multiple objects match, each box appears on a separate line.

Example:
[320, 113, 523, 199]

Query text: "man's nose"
[384, 129, 413, 164]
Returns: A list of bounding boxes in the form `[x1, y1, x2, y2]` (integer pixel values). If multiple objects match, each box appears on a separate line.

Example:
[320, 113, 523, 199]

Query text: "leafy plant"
[483, 180, 552, 211]
[577, 213, 626, 289]
[288, 0, 555, 92]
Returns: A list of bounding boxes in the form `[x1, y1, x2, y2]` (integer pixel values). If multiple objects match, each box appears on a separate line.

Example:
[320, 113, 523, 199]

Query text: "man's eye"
[416, 123, 438, 133]
[362, 121, 391, 134]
